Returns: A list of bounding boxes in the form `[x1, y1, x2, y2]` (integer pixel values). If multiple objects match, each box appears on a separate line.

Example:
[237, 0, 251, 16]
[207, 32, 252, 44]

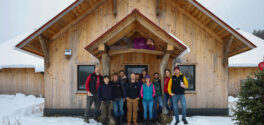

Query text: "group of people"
[84, 65, 189, 125]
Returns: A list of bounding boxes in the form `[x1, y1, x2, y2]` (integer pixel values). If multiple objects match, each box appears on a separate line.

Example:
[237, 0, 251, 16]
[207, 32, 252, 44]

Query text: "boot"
[143, 119, 147, 125]
[84, 118, 89, 123]
[182, 119, 188, 124]
[119, 116, 123, 125]
[175, 121, 180, 125]
[114, 116, 119, 125]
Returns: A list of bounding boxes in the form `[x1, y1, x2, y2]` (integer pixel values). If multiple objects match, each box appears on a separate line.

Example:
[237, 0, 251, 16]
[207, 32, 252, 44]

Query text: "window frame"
[77, 65, 95, 91]
[177, 65, 196, 91]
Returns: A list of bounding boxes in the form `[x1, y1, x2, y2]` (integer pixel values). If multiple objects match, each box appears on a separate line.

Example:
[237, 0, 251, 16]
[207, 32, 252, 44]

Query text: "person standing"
[84, 65, 103, 123]
[119, 70, 128, 122]
[136, 73, 144, 122]
[125, 73, 140, 125]
[112, 73, 125, 125]
[140, 75, 156, 124]
[168, 66, 189, 125]
[141, 69, 147, 84]
[164, 69, 173, 115]
[98, 75, 113, 125]
[152, 72, 163, 121]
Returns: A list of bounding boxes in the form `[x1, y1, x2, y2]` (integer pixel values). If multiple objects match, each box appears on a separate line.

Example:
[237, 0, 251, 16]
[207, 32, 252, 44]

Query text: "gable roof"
[85, 9, 188, 58]
[15, 0, 256, 57]
[0, 32, 44, 72]
[229, 30, 264, 67]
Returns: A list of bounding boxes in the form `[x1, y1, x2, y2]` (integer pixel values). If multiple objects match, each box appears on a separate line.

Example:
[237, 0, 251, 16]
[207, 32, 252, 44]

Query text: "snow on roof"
[229, 30, 264, 67]
[0, 32, 44, 72]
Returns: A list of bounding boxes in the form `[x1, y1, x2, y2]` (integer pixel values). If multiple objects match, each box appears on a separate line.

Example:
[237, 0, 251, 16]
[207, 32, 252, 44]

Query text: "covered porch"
[85, 9, 188, 86]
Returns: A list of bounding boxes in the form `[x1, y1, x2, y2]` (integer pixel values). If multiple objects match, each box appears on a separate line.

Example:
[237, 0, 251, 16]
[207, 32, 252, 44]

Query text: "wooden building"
[15, 0, 256, 116]
[228, 30, 264, 96]
[0, 33, 44, 97]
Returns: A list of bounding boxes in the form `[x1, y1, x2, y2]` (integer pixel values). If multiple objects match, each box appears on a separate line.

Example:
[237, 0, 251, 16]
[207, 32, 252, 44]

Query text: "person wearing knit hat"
[168, 66, 189, 125]
[140, 74, 156, 124]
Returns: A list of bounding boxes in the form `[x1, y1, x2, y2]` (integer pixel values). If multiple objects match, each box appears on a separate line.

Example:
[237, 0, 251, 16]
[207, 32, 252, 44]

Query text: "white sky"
[0, 0, 264, 43]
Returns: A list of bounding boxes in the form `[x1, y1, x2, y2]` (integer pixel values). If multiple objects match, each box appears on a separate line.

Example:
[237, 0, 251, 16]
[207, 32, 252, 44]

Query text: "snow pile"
[0, 93, 44, 118]
[228, 96, 239, 116]
[0, 32, 44, 72]
[0, 93, 100, 125]
[0, 93, 238, 125]
[229, 30, 264, 67]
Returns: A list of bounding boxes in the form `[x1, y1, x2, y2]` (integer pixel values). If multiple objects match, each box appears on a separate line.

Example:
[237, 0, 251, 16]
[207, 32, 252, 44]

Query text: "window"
[178, 65, 195, 90]
[125, 65, 148, 78]
[78, 65, 95, 90]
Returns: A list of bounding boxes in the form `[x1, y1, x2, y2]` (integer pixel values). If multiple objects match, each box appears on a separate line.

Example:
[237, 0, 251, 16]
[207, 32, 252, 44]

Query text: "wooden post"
[39, 35, 50, 67]
[223, 36, 234, 67]
[156, 0, 160, 16]
[160, 53, 170, 96]
[101, 53, 110, 76]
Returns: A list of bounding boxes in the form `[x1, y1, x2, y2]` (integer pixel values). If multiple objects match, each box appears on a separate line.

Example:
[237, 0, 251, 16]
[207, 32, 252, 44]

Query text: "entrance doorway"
[125, 65, 148, 77]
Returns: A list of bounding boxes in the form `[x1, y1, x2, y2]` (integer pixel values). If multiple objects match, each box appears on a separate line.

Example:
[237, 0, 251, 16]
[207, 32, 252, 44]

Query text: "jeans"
[153, 96, 163, 119]
[84, 94, 101, 119]
[172, 94, 187, 121]
[142, 100, 153, 120]
[164, 93, 173, 111]
[113, 98, 124, 117]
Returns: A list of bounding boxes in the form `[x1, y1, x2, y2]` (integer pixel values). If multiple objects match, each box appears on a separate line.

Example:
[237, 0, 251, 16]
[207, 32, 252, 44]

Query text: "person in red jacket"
[84, 65, 103, 123]
[163, 69, 173, 115]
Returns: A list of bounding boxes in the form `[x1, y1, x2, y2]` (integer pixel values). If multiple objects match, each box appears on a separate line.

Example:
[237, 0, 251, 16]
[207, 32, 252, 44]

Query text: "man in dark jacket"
[112, 73, 125, 125]
[119, 70, 128, 122]
[84, 65, 103, 123]
[125, 73, 140, 125]
[98, 75, 113, 125]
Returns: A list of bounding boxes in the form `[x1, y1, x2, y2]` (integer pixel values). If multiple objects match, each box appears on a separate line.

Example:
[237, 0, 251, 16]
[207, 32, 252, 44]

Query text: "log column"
[101, 52, 110, 76]
[99, 44, 110, 76]
[160, 53, 170, 96]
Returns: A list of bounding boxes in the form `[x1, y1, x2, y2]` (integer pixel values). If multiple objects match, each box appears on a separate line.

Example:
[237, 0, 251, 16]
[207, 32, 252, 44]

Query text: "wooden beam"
[51, 0, 106, 40]
[113, 0, 117, 17]
[170, 1, 223, 43]
[98, 44, 106, 51]
[187, 0, 255, 49]
[109, 48, 164, 56]
[156, 0, 160, 16]
[167, 44, 174, 51]
[17, 0, 84, 48]
[223, 36, 234, 67]
[39, 35, 50, 66]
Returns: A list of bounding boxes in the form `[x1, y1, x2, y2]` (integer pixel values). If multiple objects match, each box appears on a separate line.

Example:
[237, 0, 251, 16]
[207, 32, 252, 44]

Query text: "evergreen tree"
[253, 29, 264, 40]
[233, 70, 264, 125]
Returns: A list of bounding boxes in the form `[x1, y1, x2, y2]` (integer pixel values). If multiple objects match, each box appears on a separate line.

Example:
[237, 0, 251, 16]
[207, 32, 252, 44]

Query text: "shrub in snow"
[2, 117, 21, 125]
[232, 70, 264, 125]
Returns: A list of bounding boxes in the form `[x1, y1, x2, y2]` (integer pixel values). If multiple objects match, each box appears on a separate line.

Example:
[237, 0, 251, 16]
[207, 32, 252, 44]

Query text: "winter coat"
[168, 73, 189, 95]
[126, 81, 140, 99]
[98, 82, 113, 101]
[112, 80, 125, 99]
[140, 83, 156, 101]
[85, 72, 103, 94]
[164, 76, 170, 93]
[153, 79, 162, 96]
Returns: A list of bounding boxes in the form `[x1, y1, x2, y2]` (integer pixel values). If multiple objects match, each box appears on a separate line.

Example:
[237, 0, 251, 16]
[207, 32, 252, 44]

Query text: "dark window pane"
[178, 65, 195, 90]
[125, 65, 148, 78]
[78, 65, 95, 90]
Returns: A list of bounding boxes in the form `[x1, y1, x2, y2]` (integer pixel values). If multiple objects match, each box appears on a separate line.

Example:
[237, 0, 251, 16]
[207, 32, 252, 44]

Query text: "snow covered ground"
[0, 93, 237, 125]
